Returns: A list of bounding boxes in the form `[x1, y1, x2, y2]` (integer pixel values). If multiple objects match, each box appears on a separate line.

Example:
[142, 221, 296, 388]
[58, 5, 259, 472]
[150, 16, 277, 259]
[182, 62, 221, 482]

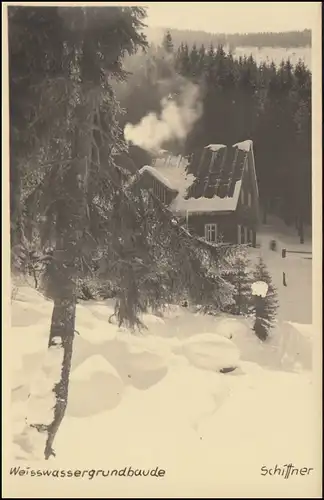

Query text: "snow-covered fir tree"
[9, 6, 240, 460]
[222, 248, 253, 316]
[162, 30, 174, 53]
[252, 257, 279, 341]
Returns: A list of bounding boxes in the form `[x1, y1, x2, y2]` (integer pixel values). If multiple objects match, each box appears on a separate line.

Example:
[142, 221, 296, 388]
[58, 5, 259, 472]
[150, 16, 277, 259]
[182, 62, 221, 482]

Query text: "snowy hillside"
[7, 283, 318, 497]
[230, 45, 312, 70]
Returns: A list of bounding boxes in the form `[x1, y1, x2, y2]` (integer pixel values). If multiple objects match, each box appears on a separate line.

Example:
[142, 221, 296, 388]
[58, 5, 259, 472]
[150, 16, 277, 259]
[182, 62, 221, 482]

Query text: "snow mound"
[251, 281, 268, 297]
[12, 325, 49, 357]
[70, 354, 119, 381]
[215, 317, 250, 340]
[13, 285, 49, 305]
[11, 401, 27, 436]
[9, 283, 316, 474]
[67, 356, 124, 417]
[115, 334, 170, 390]
[11, 301, 51, 327]
[288, 321, 313, 340]
[118, 332, 170, 364]
[141, 313, 165, 325]
[26, 392, 56, 426]
[181, 333, 240, 372]
[271, 322, 312, 371]
[127, 345, 169, 372]
[75, 303, 118, 343]
[86, 301, 116, 323]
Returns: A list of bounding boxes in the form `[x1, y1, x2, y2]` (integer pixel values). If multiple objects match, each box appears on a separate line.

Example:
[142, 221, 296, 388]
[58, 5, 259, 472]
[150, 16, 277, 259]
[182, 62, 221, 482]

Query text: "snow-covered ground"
[230, 45, 312, 71]
[6, 281, 320, 498]
[251, 215, 312, 324]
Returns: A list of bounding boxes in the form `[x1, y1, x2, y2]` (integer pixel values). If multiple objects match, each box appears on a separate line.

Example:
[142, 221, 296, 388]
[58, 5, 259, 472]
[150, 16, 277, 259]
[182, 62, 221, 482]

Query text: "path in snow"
[252, 216, 312, 324]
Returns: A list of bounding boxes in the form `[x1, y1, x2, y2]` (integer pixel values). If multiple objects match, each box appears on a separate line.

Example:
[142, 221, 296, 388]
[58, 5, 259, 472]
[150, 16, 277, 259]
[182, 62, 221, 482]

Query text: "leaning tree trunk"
[44, 107, 93, 459]
[44, 290, 77, 459]
[23, 91, 94, 460]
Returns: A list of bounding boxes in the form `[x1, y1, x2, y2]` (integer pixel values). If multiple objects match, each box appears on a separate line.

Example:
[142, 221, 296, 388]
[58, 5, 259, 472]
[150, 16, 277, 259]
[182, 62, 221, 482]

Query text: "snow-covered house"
[138, 140, 260, 246]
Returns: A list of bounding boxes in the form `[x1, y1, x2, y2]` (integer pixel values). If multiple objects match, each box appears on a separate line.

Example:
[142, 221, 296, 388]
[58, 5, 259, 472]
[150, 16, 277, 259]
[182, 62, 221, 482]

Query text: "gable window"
[205, 223, 218, 242]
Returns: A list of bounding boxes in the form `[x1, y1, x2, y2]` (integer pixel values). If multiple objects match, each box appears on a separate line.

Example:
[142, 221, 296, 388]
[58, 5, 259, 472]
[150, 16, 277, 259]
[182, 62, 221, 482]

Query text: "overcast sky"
[145, 2, 319, 34]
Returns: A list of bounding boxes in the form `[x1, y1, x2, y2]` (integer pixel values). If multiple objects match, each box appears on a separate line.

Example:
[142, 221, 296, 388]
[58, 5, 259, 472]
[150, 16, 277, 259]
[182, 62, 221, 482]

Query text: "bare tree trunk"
[44, 295, 76, 459]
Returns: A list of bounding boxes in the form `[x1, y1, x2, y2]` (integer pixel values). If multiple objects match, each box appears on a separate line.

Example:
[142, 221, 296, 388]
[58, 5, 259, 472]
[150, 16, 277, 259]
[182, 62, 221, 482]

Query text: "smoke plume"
[124, 82, 203, 153]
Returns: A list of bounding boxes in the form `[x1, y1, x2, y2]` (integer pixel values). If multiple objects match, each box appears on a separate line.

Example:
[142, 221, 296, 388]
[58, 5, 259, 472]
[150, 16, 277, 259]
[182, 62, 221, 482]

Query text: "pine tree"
[189, 43, 200, 78]
[292, 60, 312, 242]
[252, 258, 279, 341]
[175, 42, 190, 77]
[9, 5, 148, 460]
[9, 8, 241, 459]
[197, 44, 206, 74]
[162, 30, 174, 53]
[223, 250, 253, 316]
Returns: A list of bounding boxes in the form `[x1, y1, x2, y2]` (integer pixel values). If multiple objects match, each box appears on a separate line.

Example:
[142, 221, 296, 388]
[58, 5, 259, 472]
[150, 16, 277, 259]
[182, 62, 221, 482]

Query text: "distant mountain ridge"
[145, 26, 312, 49]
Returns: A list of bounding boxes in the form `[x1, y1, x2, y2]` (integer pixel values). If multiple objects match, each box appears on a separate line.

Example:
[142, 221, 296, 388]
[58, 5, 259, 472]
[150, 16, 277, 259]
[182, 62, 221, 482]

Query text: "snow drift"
[8, 284, 315, 489]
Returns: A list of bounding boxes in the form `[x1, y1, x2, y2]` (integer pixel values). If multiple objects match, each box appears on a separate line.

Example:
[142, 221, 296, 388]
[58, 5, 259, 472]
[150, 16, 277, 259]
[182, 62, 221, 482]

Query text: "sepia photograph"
[2, 2, 322, 497]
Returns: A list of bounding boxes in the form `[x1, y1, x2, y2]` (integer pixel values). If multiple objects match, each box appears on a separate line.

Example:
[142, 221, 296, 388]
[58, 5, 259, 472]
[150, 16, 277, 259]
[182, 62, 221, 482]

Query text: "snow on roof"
[171, 180, 242, 215]
[143, 156, 193, 194]
[139, 145, 250, 215]
[206, 144, 226, 152]
[233, 139, 253, 152]
[139, 165, 178, 191]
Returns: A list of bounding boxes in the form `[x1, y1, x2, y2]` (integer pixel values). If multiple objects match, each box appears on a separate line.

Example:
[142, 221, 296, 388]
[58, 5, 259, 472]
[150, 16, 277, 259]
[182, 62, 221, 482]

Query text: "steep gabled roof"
[138, 141, 255, 215]
[139, 165, 177, 191]
[185, 143, 249, 201]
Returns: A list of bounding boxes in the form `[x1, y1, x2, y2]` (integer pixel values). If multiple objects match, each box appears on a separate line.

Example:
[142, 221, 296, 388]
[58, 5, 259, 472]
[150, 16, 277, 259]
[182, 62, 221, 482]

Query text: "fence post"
[282, 248, 287, 286]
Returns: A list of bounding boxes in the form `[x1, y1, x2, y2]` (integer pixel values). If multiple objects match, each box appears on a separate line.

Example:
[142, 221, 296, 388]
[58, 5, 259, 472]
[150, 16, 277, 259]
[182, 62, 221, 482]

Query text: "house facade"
[138, 141, 260, 247]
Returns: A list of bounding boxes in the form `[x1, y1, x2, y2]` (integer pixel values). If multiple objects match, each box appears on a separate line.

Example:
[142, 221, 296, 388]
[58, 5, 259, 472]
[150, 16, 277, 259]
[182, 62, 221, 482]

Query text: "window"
[237, 224, 248, 244]
[244, 226, 248, 243]
[205, 223, 218, 242]
[240, 188, 245, 205]
[248, 192, 252, 207]
[152, 179, 167, 205]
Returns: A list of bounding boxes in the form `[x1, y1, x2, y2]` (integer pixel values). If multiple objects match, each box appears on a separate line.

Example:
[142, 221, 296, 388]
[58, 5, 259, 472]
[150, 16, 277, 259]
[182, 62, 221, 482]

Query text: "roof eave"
[172, 208, 237, 216]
